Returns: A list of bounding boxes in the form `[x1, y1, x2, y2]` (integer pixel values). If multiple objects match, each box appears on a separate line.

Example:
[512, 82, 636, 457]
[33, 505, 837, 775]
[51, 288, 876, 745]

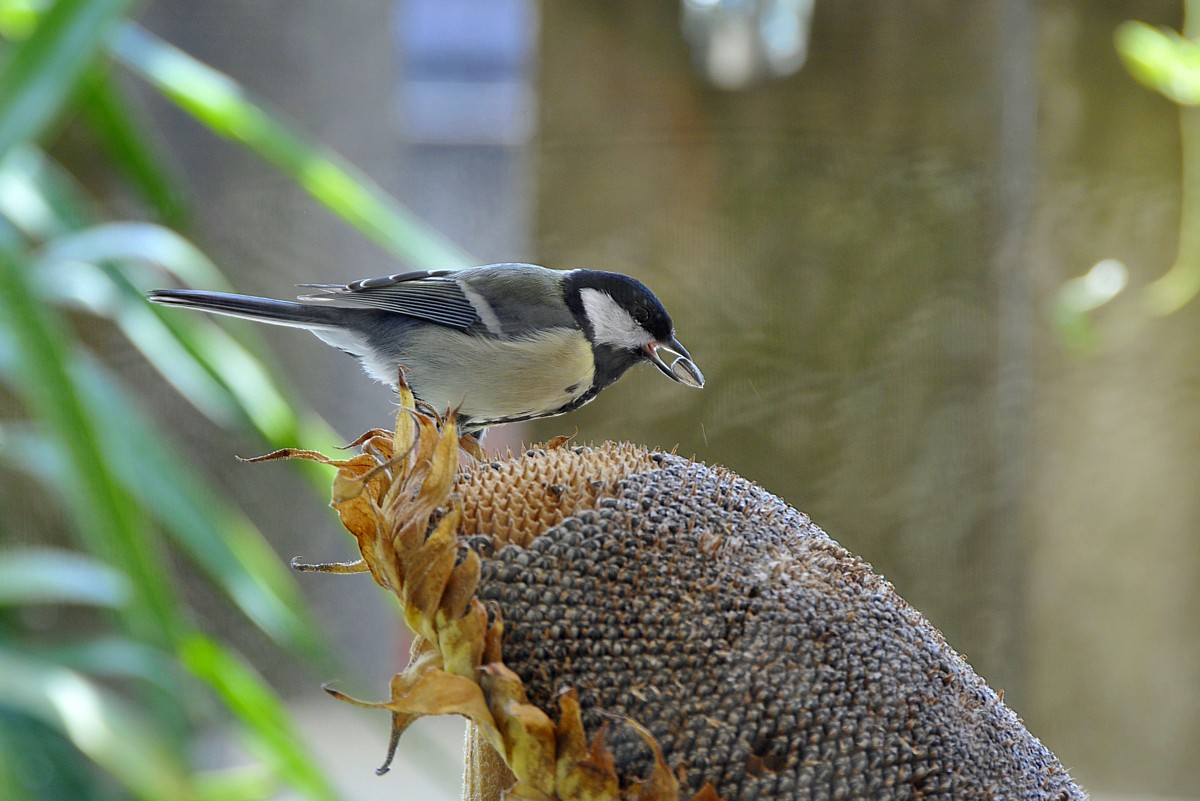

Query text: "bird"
[147, 263, 704, 432]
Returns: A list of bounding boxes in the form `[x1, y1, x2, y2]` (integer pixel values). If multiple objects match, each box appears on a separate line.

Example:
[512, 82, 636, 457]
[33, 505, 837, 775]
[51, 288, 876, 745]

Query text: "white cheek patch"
[579, 288, 653, 349]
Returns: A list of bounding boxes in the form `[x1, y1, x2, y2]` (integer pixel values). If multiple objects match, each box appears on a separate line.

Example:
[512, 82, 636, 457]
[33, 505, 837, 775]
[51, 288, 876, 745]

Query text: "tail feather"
[146, 289, 340, 330]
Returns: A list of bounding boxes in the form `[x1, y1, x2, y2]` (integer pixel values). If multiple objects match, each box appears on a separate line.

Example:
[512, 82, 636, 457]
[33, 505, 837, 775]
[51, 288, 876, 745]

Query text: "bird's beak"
[643, 336, 705, 388]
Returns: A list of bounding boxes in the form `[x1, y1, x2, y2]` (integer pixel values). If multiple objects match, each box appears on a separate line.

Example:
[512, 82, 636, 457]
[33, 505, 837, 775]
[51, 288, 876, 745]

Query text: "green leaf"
[0, 646, 197, 801]
[0, 145, 342, 445]
[0, 352, 332, 663]
[109, 22, 474, 269]
[40, 636, 180, 693]
[0, 240, 178, 649]
[0, 708, 107, 801]
[193, 764, 278, 801]
[0, 547, 131, 607]
[77, 72, 188, 226]
[0, 152, 342, 470]
[180, 635, 342, 801]
[0, 0, 43, 41]
[1115, 21, 1200, 105]
[34, 220, 343, 459]
[0, 0, 135, 157]
[27, 224, 262, 429]
[0, 145, 88, 239]
[22, 215, 224, 289]
[73, 358, 333, 661]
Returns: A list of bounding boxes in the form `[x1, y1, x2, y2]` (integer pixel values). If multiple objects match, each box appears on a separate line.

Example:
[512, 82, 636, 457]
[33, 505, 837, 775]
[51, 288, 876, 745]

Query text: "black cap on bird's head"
[563, 270, 704, 390]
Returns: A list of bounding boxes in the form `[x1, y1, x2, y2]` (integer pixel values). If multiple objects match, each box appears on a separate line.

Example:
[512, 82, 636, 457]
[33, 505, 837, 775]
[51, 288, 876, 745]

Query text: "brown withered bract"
[262, 376, 1088, 801]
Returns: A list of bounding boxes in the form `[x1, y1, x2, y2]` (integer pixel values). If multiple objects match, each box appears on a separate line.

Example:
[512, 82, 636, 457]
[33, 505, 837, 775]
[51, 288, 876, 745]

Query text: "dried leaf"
[685, 784, 723, 801]
[437, 598, 488, 679]
[438, 547, 481, 621]
[459, 432, 486, 461]
[482, 663, 557, 799]
[545, 433, 574, 449]
[555, 689, 619, 801]
[621, 717, 679, 801]
[289, 557, 368, 574]
[340, 428, 393, 450]
[400, 532, 458, 641]
[239, 447, 336, 464]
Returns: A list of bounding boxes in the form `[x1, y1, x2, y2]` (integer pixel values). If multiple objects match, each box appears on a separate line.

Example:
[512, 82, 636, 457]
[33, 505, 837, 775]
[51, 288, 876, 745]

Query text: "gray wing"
[451, 263, 578, 336]
[298, 268, 480, 331]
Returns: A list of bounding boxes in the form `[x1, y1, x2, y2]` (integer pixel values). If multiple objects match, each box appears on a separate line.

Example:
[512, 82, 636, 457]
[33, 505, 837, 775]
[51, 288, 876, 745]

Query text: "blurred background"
[1, 0, 1197, 799]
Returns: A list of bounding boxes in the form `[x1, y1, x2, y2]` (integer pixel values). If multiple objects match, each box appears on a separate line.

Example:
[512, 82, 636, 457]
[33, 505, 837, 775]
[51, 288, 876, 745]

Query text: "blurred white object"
[682, 0, 815, 89]
[395, 0, 537, 144]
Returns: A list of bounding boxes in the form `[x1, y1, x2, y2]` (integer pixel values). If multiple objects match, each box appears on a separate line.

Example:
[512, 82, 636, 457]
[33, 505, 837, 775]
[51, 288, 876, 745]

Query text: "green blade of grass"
[110, 22, 474, 270]
[0, 0, 43, 41]
[0, 707, 118, 801]
[29, 220, 344, 462]
[0, 152, 249, 428]
[31, 223, 294, 431]
[0, 646, 197, 801]
[0, 348, 334, 664]
[74, 357, 334, 662]
[0, 240, 177, 649]
[0, 150, 217, 277]
[1115, 21, 1200, 105]
[0, 547, 131, 607]
[0, 145, 86, 238]
[180, 634, 343, 801]
[37, 635, 181, 695]
[193, 764, 278, 801]
[0, 0, 134, 158]
[77, 71, 188, 226]
[1, 152, 342, 474]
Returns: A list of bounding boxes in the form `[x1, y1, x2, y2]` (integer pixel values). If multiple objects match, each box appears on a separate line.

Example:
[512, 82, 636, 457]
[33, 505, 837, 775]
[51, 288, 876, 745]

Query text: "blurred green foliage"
[1114, 2, 1200, 318]
[0, 1, 471, 799]
[1054, 1, 1200, 342]
[1117, 17, 1200, 106]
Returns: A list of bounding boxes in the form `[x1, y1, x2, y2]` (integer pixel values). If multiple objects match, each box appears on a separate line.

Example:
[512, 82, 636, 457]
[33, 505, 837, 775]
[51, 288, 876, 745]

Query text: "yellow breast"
[409, 328, 595, 424]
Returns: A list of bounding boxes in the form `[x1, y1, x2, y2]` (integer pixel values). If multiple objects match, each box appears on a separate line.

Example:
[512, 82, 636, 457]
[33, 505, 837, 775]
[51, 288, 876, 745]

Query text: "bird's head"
[564, 270, 705, 389]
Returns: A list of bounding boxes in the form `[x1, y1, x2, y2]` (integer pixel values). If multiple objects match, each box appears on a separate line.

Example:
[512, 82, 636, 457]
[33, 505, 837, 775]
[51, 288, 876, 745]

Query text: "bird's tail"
[147, 289, 341, 330]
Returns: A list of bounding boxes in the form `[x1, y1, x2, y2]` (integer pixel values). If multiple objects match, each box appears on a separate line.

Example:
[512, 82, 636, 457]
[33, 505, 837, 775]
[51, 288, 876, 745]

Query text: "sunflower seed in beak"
[669, 356, 704, 388]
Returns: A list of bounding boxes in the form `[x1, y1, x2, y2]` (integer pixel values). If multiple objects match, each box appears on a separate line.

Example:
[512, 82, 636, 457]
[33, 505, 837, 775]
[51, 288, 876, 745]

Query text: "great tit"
[147, 263, 704, 432]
